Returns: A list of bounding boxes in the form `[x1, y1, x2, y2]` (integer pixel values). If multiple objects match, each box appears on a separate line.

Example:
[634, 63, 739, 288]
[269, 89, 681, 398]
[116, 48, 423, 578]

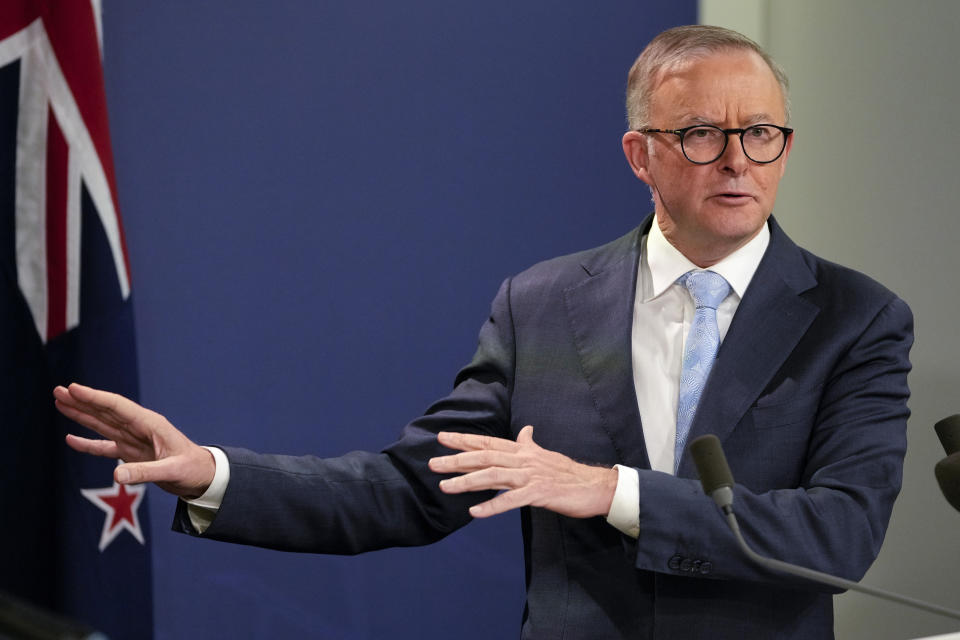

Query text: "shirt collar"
[642, 215, 770, 302]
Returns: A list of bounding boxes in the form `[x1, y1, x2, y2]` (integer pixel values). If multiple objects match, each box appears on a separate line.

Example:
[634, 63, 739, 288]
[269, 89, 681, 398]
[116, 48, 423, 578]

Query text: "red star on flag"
[81, 479, 146, 552]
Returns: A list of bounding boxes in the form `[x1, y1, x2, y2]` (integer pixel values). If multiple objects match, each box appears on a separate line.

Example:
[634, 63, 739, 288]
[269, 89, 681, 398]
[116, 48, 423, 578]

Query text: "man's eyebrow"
[671, 113, 708, 124]
[675, 113, 777, 126]
[742, 113, 774, 124]
[666, 114, 713, 127]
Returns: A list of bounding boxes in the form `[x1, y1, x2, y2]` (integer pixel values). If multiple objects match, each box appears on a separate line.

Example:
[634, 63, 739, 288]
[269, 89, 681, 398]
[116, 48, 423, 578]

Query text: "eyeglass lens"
[682, 125, 787, 164]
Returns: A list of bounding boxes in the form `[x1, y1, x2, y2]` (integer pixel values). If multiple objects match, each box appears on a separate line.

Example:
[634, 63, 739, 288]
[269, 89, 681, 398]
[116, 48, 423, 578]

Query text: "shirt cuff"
[605, 464, 640, 539]
[183, 446, 230, 533]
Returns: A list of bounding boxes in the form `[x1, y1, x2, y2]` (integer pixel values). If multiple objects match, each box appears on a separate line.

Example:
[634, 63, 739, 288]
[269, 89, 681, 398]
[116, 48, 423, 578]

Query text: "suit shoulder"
[508, 225, 642, 292]
[798, 248, 911, 319]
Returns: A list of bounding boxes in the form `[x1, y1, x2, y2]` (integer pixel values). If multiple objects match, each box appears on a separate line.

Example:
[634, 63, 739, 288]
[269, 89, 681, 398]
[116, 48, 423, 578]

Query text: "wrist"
[591, 465, 619, 517]
[184, 446, 229, 507]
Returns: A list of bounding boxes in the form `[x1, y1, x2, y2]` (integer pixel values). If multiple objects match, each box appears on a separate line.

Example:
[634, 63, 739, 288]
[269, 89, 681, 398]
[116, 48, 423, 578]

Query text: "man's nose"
[717, 132, 749, 175]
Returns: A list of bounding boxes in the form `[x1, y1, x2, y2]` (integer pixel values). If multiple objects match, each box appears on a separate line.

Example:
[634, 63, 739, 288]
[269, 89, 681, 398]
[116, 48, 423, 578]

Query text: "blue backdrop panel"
[101, 2, 696, 638]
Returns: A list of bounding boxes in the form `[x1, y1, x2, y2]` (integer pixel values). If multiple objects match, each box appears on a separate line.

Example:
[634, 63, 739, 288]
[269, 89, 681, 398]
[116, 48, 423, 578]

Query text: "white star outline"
[80, 464, 147, 552]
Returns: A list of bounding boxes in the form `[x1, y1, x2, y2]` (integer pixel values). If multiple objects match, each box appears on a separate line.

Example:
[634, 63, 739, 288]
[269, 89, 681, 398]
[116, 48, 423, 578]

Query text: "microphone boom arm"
[722, 507, 960, 621]
[691, 433, 960, 622]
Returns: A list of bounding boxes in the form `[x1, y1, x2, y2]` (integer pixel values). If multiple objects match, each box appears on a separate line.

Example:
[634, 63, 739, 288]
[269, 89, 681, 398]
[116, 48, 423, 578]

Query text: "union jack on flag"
[0, 1, 152, 637]
[0, 0, 130, 340]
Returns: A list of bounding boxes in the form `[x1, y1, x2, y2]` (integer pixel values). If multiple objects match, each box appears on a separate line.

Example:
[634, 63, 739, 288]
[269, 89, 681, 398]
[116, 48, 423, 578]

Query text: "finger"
[65, 433, 121, 459]
[61, 382, 120, 412]
[436, 431, 519, 453]
[64, 383, 147, 430]
[64, 382, 117, 404]
[53, 387, 89, 415]
[468, 487, 534, 518]
[55, 399, 132, 443]
[56, 384, 162, 445]
[54, 386, 127, 429]
[517, 425, 535, 444]
[429, 449, 518, 474]
[439, 466, 526, 494]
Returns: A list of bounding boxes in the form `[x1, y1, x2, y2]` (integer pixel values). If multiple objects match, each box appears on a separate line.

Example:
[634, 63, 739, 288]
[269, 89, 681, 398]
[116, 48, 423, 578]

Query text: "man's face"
[623, 49, 793, 266]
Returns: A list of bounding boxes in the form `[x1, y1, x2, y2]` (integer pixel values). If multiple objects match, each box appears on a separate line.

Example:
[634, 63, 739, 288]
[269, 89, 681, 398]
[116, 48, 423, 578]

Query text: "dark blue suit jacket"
[175, 215, 913, 639]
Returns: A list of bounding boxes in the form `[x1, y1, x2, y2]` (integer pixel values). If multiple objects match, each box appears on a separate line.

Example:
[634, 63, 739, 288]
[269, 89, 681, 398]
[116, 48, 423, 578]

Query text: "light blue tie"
[675, 270, 730, 472]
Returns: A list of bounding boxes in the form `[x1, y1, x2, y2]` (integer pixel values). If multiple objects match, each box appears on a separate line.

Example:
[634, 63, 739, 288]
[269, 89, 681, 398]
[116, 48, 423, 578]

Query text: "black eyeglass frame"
[638, 123, 794, 165]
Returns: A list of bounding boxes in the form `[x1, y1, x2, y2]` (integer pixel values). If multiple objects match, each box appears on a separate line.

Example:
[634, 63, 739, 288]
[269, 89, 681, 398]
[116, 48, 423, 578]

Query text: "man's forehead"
[648, 50, 786, 122]
[651, 48, 772, 88]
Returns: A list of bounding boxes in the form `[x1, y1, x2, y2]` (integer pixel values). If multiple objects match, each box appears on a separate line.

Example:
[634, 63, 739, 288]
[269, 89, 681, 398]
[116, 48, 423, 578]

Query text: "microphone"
[690, 434, 960, 621]
[935, 415, 960, 455]
[935, 415, 960, 512]
[689, 435, 734, 513]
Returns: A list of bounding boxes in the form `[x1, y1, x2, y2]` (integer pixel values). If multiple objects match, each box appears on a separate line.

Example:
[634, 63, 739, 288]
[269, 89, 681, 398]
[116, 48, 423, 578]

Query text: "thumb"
[517, 425, 535, 445]
[116, 449, 215, 498]
[115, 458, 181, 486]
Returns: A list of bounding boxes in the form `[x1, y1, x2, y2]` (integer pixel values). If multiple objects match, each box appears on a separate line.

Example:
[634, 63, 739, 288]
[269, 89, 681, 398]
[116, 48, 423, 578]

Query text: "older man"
[56, 25, 911, 639]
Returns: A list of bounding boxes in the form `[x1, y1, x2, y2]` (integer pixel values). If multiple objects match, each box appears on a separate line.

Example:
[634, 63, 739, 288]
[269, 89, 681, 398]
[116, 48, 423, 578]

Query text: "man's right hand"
[54, 383, 215, 499]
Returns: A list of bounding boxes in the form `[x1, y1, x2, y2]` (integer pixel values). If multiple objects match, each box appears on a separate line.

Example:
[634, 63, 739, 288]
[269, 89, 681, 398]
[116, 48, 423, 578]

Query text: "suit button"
[699, 562, 712, 575]
[668, 555, 682, 570]
[679, 558, 692, 572]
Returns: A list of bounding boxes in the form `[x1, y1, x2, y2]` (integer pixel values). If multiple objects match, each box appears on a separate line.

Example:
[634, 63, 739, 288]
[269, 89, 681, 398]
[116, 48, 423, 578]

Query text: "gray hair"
[625, 25, 791, 130]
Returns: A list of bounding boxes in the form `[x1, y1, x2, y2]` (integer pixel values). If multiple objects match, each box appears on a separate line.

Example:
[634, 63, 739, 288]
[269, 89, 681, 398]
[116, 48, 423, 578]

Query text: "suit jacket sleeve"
[172, 278, 519, 554]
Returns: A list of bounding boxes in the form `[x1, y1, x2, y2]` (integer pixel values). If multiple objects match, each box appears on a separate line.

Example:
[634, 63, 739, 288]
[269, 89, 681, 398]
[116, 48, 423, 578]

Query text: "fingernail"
[116, 468, 129, 483]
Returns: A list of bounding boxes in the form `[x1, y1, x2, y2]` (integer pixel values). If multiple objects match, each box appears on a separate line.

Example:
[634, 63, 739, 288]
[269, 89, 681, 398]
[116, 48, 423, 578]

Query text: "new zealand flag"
[0, 1, 152, 637]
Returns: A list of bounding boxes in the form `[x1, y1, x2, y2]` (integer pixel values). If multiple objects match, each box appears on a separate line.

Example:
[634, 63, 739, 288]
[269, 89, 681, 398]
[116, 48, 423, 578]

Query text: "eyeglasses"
[638, 124, 794, 165]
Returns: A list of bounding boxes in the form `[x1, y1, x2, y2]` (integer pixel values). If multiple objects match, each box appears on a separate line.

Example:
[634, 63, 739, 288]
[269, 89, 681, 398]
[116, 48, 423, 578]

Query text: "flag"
[0, 1, 152, 638]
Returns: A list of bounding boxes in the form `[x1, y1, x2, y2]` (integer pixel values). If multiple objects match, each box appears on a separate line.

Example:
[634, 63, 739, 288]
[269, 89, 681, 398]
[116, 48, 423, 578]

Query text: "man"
[55, 25, 912, 639]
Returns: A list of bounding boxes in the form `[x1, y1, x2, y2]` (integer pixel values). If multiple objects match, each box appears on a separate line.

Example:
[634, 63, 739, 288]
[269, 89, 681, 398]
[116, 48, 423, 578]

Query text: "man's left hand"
[429, 425, 618, 519]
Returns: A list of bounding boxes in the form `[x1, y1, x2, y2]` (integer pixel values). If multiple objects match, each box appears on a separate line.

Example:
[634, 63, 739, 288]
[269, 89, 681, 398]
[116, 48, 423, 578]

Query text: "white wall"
[700, 1, 960, 637]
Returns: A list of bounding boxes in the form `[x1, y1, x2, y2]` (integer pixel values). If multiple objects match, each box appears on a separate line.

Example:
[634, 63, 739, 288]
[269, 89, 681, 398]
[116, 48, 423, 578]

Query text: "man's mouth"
[712, 191, 753, 204]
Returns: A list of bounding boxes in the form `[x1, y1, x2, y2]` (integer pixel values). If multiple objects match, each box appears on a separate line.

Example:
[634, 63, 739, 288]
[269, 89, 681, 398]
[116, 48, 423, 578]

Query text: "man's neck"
[658, 221, 766, 268]
[644, 215, 770, 301]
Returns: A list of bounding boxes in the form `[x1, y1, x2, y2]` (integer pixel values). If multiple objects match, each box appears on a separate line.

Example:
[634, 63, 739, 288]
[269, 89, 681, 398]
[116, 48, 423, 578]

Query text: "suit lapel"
[563, 220, 651, 469]
[677, 218, 820, 477]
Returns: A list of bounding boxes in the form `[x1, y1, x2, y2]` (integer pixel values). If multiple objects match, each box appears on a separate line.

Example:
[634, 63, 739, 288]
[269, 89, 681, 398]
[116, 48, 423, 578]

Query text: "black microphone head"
[935, 452, 960, 512]
[690, 434, 734, 495]
[935, 415, 960, 456]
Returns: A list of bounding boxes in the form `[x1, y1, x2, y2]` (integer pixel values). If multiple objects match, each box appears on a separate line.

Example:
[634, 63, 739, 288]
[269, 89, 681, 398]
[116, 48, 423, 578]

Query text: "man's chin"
[698, 214, 768, 249]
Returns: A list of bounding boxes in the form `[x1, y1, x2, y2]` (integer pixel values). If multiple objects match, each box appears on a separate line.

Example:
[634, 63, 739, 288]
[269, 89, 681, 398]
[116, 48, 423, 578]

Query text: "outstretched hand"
[54, 383, 215, 499]
[429, 425, 618, 519]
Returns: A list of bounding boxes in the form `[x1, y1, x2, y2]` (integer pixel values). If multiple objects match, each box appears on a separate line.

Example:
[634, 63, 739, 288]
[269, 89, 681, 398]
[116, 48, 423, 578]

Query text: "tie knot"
[680, 270, 730, 310]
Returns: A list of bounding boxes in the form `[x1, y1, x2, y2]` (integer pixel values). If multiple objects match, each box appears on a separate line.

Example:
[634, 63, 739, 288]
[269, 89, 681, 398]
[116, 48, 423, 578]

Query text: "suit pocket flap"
[750, 392, 821, 429]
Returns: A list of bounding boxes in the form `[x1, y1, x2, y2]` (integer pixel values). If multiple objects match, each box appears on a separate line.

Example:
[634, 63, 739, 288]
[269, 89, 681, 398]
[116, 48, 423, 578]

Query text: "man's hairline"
[640, 48, 790, 130]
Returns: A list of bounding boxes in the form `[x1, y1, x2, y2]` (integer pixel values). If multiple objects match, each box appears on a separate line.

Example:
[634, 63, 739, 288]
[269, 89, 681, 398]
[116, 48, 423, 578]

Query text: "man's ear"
[622, 131, 653, 187]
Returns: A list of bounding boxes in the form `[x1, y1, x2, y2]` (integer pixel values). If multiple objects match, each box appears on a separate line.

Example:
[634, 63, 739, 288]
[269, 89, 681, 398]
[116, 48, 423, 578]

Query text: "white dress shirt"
[190, 218, 770, 536]
[605, 217, 769, 538]
[185, 446, 229, 531]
